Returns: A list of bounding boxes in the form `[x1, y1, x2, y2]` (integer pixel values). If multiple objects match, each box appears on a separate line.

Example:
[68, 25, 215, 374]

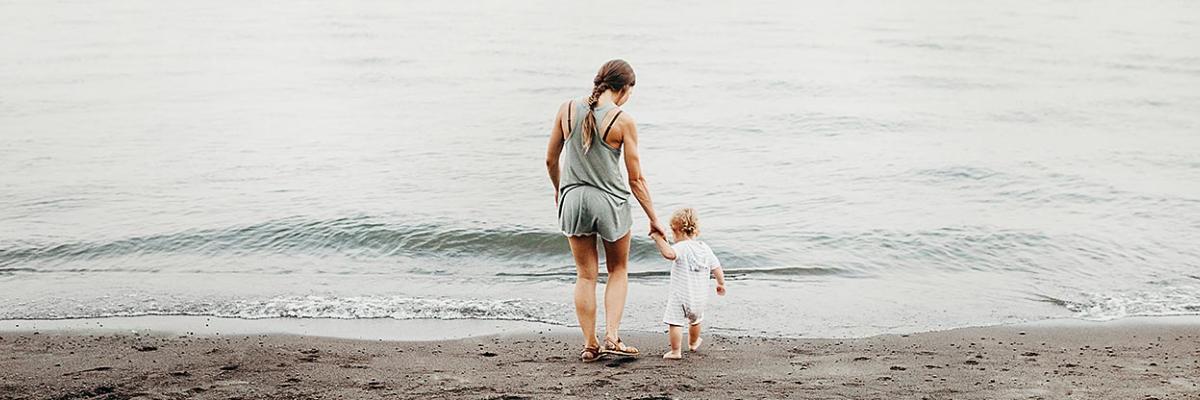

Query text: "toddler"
[649, 208, 726, 360]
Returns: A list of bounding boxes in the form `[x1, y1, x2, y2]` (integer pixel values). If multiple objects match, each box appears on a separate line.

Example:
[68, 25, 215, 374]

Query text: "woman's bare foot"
[688, 337, 703, 352]
[662, 350, 682, 360]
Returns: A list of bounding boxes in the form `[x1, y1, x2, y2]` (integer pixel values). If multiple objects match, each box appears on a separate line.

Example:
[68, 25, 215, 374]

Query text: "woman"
[545, 59, 667, 362]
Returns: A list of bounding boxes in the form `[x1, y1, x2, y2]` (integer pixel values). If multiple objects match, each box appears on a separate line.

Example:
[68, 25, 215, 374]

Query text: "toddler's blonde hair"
[670, 208, 700, 237]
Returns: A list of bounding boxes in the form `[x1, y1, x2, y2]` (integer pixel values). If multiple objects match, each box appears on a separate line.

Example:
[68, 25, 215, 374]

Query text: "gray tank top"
[558, 100, 631, 201]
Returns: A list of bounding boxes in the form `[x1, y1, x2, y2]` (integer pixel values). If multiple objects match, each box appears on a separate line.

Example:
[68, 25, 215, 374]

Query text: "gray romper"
[558, 100, 633, 242]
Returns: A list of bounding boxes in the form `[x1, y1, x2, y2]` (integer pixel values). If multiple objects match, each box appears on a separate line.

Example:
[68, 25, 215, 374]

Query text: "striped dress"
[662, 240, 721, 326]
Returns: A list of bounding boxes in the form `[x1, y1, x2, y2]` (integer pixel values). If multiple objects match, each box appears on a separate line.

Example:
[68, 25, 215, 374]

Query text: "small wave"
[893, 75, 1005, 91]
[875, 39, 980, 52]
[0, 216, 665, 266]
[1, 295, 570, 325]
[780, 112, 901, 137]
[1034, 287, 1200, 320]
[912, 166, 1001, 181]
[800, 227, 1056, 273]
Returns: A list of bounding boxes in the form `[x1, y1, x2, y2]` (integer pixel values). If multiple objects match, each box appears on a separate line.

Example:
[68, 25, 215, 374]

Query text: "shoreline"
[2, 316, 1197, 399]
[3, 314, 1199, 341]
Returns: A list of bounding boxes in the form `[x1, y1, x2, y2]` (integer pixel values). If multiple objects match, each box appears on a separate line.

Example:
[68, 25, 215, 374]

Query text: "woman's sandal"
[580, 346, 603, 363]
[602, 337, 640, 357]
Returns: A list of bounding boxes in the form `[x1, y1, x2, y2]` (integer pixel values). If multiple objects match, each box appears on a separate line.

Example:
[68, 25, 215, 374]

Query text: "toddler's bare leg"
[688, 323, 703, 351]
[664, 325, 683, 359]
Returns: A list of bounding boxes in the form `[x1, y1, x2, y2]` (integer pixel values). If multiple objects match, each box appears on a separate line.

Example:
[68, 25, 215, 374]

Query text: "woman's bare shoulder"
[615, 110, 637, 133]
[617, 109, 636, 124]
[557, 99, 573, 116]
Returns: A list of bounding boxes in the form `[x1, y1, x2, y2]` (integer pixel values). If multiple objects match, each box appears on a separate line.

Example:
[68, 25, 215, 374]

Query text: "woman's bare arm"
[619, 115, 665, 234]
[545, 101, 569, 204]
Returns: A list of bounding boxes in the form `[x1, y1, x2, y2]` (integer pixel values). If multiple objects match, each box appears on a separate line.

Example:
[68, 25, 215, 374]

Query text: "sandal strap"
[606, 338, 638, 352]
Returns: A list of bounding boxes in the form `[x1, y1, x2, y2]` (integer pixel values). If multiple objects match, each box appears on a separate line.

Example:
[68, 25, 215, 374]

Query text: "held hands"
[716, 283, 726, 296]
[648, 220, 669, 238]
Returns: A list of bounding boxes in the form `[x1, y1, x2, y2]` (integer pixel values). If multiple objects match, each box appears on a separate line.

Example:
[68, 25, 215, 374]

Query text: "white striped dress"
[662, 240, 721, 326]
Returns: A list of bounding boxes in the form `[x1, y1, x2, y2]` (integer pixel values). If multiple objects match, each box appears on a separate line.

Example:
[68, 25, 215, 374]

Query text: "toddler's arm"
[712, 267, 726, 296]
[649, 232, 676, 260]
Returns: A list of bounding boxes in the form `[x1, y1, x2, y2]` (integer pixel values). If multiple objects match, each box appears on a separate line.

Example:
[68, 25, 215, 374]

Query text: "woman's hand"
[648, 220, 668, 237]
[716, 283, 726, 296]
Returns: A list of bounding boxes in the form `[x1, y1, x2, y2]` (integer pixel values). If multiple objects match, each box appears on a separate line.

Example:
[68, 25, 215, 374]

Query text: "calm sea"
[2, 0, 1198, 337]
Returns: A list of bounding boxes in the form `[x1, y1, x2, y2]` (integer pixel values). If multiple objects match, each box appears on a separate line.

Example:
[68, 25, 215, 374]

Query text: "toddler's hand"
[716, 284, 726, 296]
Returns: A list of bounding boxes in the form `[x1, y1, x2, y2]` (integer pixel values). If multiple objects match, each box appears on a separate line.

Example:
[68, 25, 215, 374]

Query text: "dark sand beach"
[2, 319, 1197, 399]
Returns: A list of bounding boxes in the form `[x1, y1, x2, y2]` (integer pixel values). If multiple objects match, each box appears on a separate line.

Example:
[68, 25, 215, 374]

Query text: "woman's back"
[559, 100, 630, 201]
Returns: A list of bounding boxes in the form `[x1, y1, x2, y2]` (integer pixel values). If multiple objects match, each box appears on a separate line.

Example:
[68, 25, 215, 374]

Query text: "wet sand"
[1, 319, 1197, 399]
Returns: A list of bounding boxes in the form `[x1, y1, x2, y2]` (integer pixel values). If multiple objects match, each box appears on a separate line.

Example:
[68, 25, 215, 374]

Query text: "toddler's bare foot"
[688, 337, 703, 352]
[662, 350, 682, 360]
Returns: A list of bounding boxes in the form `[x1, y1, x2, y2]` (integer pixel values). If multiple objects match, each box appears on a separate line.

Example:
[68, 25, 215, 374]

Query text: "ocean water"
[2, 0, 1198, 337]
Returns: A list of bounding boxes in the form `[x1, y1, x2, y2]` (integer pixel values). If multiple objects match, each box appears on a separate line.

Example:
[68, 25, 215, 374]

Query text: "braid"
[581, 82, 608, 153]
[578, 59, 635, 153]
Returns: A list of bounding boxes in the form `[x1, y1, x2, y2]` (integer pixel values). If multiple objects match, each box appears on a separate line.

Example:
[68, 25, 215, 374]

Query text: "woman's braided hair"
[581, 59, 636, 153]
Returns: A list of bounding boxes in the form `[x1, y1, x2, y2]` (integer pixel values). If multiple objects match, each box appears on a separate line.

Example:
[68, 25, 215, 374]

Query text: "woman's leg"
[601, 233, 631, 343]
[568, 235, 600, 348]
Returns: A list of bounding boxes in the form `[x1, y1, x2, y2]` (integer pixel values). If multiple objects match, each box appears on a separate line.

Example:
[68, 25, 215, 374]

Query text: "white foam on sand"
[0, 316, 569, 341]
